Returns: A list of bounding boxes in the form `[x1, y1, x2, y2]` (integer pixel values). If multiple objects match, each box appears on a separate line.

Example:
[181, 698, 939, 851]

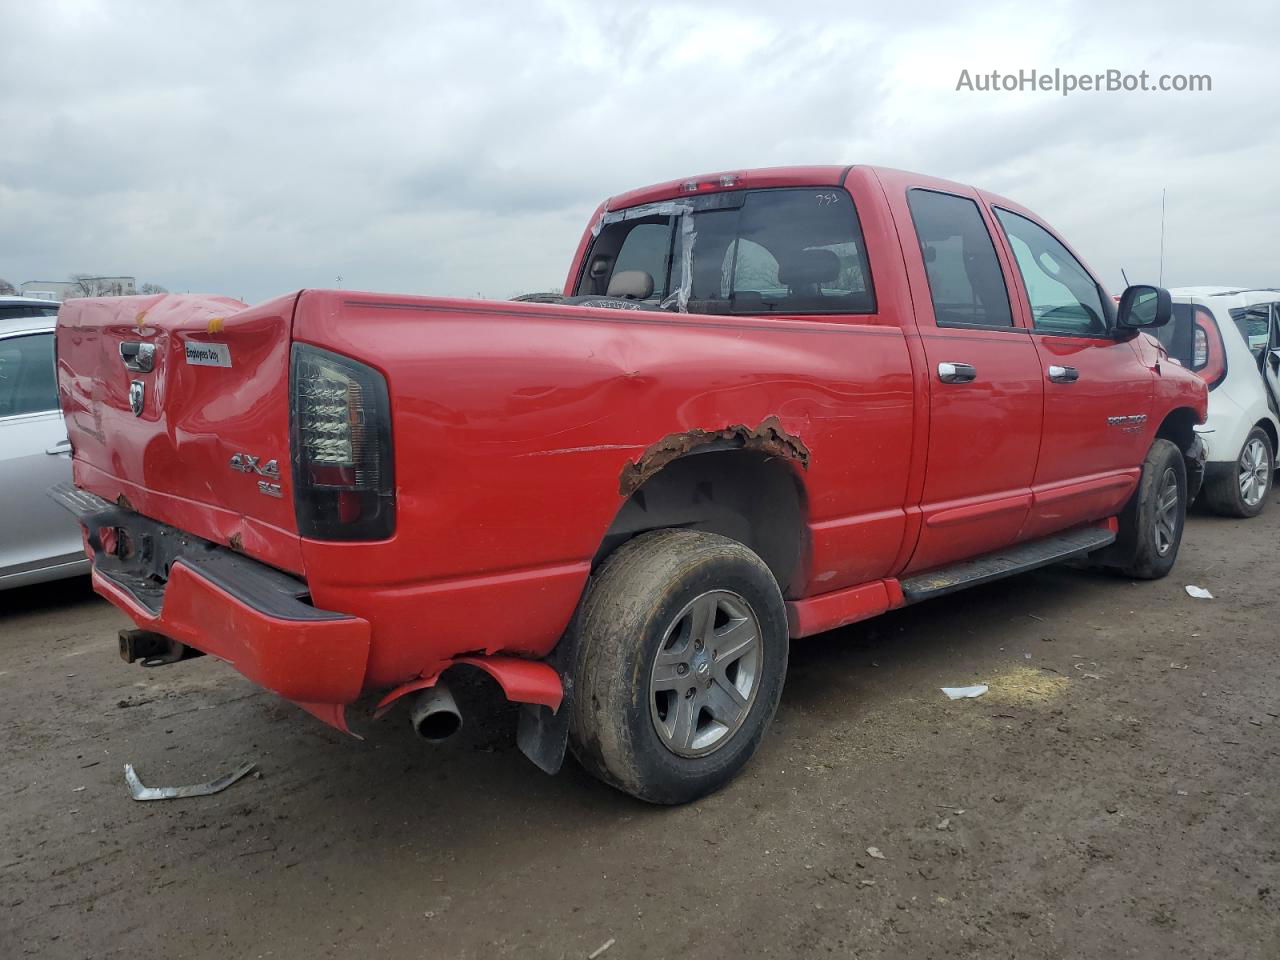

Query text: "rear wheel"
[1112, 439, 1187, 580]
[1202, 427, 1273, 518]
[569, 529, 788, 804]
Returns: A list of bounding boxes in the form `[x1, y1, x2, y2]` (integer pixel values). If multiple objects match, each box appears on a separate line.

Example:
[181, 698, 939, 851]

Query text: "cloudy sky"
[3, 0, 1276, 303]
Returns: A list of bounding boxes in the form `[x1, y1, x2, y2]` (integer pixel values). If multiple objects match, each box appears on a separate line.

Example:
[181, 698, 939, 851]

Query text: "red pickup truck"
[53, 165, 1207, 803]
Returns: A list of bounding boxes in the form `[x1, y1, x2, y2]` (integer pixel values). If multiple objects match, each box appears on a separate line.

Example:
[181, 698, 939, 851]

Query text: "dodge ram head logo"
[229, 453, 283, 498]
[129, 380, 145, 416]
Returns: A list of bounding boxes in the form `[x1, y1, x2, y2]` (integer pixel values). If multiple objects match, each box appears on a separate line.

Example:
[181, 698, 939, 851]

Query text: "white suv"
[1160, 287, 1280, 517]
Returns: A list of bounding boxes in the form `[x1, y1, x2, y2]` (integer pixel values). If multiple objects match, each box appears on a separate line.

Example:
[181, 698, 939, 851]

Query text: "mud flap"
[517, 701, 572, 775]
[515, 604, 583, 776]
[1184, 436, 1207, 502]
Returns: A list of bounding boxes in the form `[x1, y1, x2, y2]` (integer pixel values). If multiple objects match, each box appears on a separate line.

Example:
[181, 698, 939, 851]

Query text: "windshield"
[577, 188, 875, 316]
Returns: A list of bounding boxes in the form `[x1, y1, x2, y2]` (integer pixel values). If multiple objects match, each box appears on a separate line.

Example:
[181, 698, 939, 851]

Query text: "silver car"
[0, 296, 89, 588]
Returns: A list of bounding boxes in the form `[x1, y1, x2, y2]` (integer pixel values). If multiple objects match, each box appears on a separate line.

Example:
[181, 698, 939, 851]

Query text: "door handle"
[937, 361, 977, 384]
[1047, 365, 1079, 383]
[119, 341, 156, 373]
[45, 438, 71, 456]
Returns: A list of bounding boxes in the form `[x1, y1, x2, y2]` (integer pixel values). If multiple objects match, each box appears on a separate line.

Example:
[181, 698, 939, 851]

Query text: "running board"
[900, 526, 1116, 603]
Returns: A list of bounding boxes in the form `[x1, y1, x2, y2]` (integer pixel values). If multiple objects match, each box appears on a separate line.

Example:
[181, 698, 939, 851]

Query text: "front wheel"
[1112, 439, 1187, 580]
[1201, 427, 1273, 518]
[569, 529, 788, 804]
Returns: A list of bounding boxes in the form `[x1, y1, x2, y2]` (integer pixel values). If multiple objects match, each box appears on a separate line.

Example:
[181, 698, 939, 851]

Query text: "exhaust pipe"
[409, 681, 463, 742]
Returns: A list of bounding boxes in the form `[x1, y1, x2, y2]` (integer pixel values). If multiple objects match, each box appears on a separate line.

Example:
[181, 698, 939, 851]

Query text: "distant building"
[21, 277, 137, 300]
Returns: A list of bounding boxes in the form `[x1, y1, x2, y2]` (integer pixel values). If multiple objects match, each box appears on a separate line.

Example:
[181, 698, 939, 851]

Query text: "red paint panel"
[455, 656, 563, 711]
[905, 329, 1043, 572]
[372, 657, 562, 715]
[926, 491, 1034, 528]
[293, 285, 917, 686]
[58, 292, 304, 573]
[785, 580, 896, 638]
[1025, 334, 1153, 532]
[1020, 471, 1139, 541]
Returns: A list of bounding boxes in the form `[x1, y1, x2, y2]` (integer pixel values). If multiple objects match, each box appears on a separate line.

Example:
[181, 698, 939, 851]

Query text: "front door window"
[994, 209, 1108, 337]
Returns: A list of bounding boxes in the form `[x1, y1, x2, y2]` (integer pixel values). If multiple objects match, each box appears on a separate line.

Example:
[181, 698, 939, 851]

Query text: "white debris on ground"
[940, 684, 989, 700]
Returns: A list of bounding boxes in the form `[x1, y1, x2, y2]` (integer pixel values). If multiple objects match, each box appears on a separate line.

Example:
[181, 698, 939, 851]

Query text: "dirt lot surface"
[2, 509, 1278, 959]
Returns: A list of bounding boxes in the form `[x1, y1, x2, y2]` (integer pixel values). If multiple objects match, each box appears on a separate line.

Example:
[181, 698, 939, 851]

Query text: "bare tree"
[65, 275, 95, 299]
[0, 278, 16, 296]
[139, 282, 168, 295]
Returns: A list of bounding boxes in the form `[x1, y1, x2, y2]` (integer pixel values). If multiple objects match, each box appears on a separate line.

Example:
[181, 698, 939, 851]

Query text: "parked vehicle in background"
[1158, 287, 1280, 517]
[0, 297, 88, 589]
[53, 166, 1207, 803]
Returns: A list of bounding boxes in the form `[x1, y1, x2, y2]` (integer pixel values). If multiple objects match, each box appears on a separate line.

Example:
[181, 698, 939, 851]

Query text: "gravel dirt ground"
[2, 508, 1277, 959]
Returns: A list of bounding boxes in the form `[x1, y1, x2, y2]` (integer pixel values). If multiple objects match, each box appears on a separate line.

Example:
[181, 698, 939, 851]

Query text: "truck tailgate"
[56, 292, 304, 574]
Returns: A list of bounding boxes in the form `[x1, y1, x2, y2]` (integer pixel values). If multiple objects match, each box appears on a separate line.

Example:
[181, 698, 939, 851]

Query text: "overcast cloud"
[2, 0, 1276, 302]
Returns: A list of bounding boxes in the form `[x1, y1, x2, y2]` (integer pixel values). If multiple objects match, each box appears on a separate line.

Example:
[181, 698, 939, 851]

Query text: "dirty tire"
[568, 529, 788, 805]
[1201, 427, 1273, 518]
[1111, 439, 1187, 580]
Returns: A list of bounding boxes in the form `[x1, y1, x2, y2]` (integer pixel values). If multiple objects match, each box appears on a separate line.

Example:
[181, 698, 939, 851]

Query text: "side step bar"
[900, 526, 1116, 604]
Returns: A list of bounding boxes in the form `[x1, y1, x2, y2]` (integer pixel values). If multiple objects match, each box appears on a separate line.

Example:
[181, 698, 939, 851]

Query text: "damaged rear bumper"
[49, 483, 371, 721]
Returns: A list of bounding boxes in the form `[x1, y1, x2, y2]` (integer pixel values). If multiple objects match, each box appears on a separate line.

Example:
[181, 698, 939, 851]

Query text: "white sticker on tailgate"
[184, 341, 232, 367]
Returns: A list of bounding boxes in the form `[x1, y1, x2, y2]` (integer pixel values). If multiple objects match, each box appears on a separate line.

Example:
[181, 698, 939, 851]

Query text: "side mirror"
[1116, 284, 1172, 330]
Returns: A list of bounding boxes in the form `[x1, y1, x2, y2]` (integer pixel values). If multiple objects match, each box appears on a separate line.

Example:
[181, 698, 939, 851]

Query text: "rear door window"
[906, 189, 1013, 328]
[1229, 304, 1274, 357]
[0, 333, 59, 417]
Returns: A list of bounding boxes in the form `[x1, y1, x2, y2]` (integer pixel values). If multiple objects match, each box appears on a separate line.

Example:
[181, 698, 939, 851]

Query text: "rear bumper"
[50, 483, 371, 708]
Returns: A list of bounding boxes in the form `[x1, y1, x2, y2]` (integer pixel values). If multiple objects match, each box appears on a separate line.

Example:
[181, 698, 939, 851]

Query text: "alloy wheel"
[1153, 467, 1180, 556]
[1238, 437, 1270, 508]
[649, 590, 763, 758]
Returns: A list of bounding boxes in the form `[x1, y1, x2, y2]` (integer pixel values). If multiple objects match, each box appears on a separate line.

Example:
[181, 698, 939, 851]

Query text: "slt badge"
[229, 453, 283, 497]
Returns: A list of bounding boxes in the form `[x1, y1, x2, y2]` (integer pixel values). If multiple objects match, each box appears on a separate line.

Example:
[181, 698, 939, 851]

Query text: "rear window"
[0, 303, 60, 320]
[578, 187, 875, 316]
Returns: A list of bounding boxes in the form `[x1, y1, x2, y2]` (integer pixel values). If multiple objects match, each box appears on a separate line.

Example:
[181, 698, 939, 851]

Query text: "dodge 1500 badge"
[53, 166, 1207, 803]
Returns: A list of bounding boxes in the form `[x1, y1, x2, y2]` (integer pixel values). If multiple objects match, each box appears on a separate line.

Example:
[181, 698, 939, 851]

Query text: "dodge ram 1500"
[53, 165, 1207, 803]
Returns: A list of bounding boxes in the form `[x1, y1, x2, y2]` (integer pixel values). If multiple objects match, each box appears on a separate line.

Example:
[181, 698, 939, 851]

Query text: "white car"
[0, 296, 90, 588]
[1160, 287, 1280, 517]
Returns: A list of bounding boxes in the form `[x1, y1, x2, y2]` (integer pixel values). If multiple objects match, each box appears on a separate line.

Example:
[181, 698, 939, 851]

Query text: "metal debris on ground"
[1184, 585, 1214, 599]
[587, 937, 616, 959]
[941, 685, 988, 700]
[124, 760, 257, 801]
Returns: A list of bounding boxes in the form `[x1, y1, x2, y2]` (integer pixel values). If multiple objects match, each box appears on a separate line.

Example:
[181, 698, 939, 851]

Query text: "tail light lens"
[1189, 310, 1227, 389]
[290, 344, 395, 540]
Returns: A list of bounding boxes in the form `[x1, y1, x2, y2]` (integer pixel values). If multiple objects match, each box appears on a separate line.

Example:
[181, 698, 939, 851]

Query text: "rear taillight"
[1190, 313, 1227, 389]
[290, 344, 395, 540]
